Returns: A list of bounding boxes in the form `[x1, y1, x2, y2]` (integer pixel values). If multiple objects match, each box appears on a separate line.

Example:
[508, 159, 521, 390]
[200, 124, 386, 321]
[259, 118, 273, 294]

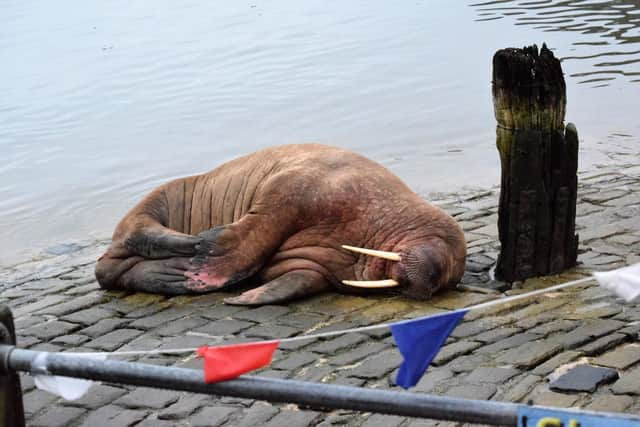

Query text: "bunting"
[33, 353, 106, 400]
[391, 310, 467, 388]
[197, 341, 280, 383]
[34, 264, 640, 399]
[594, 263, 640, 303]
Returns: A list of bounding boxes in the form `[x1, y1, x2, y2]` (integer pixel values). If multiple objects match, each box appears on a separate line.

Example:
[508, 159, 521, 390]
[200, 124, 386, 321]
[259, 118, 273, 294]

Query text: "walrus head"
[341, 239, 462, 299]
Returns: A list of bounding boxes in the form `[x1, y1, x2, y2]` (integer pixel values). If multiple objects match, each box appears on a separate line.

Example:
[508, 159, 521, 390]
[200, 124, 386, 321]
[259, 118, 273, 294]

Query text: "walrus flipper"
[185, 208, 299, 292]
[104, 257, 193, 295]
[125, 229, 203, 259]
[223, 270, 329, 306]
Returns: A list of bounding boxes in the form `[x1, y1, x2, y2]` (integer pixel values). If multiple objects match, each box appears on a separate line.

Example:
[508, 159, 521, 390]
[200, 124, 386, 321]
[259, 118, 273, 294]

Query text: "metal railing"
[2, 346, 518, 425]
[2, 305, 639, 427]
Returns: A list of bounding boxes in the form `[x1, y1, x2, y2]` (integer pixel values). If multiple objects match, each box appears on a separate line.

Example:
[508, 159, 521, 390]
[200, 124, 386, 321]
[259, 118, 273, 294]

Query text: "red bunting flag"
[197, 341, 280, 383]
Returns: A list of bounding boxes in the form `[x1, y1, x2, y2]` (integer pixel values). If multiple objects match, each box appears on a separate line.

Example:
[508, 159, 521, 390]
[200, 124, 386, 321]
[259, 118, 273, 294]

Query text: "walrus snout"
[394, 245, 442, 300]
[340, 241, 460, 300]
[396, 241, 464, 299]
[339, 243, 444, 298]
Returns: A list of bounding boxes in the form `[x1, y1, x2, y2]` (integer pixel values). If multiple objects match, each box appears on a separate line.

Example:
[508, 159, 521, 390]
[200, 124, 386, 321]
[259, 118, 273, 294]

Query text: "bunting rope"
[32, 263, 640, 395]
[69, 274, 596, 358]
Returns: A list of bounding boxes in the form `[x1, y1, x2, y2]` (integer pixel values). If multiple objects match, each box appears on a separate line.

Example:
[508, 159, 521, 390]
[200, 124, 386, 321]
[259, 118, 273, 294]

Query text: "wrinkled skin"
[95, 144, 466, 305]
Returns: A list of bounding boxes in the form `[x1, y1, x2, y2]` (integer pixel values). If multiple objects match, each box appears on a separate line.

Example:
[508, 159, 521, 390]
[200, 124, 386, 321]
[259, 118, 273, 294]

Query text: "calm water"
[1, 0, 639, 267]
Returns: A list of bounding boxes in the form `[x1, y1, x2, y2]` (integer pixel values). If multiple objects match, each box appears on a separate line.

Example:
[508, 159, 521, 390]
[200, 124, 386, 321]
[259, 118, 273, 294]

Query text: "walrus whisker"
[341, 279, 400, 288]
[341, 245, 401, 261]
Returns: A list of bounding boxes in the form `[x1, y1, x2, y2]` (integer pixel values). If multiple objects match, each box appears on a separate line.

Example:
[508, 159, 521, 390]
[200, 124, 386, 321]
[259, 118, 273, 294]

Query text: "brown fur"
[95, 144, 466, 305]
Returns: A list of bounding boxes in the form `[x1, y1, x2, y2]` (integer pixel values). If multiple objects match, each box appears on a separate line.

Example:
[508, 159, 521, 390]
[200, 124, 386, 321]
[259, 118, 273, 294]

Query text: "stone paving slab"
[549, 364, 619, 392]
[2, 161, 640, 426]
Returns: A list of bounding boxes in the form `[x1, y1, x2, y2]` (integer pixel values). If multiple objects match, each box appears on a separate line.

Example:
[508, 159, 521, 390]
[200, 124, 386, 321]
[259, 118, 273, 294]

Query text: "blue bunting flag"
[391, 310, 468, 388]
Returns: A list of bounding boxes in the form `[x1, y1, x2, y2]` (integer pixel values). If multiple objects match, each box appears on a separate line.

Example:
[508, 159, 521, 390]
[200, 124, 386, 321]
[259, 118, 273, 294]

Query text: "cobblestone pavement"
[2, 161, 640, 427]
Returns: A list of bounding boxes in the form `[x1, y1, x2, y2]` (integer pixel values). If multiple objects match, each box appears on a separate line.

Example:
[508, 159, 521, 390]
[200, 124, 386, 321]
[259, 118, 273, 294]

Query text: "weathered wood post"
[0, 305, 25, 427]
[493, 44, 579, 282]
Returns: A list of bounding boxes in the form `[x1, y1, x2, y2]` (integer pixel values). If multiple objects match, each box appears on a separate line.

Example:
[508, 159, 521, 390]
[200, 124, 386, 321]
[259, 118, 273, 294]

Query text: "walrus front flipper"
[116, 257, 193, 295]
[125, 229, 203, 259]
[185, 210, 299, 292]
[223, 270, 329, 306]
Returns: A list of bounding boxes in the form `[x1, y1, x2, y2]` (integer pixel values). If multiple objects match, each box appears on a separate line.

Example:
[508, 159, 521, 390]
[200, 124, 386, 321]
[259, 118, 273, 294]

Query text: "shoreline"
[2, 148, 638, 272]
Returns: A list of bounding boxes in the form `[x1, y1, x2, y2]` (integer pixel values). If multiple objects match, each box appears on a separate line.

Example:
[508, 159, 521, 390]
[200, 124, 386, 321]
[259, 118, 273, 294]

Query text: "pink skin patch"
[184, 270, 230, 290]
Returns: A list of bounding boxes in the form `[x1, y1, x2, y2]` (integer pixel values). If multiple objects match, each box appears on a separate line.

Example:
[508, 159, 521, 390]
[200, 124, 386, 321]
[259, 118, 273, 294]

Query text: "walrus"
[95, 144, 466, 305]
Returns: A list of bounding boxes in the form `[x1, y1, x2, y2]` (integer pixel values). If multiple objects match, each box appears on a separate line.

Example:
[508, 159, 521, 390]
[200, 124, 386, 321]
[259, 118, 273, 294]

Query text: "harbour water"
[1, 0, 638, 267]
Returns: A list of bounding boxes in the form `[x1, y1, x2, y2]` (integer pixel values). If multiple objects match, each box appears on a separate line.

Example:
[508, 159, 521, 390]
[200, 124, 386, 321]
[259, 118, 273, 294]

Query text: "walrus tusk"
[341, 245, 401, 261]
[341, 279, 400, 288]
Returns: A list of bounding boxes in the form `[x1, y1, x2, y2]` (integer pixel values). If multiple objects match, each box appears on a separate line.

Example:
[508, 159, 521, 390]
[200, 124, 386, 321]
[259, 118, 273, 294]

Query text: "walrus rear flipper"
[114, 257, 193, 295]
[223, 270, 329, 306]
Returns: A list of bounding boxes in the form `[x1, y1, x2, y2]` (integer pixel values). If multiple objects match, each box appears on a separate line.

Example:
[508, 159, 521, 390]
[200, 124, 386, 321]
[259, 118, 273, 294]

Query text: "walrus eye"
[341, 245, 401, 261]
[341, 279, 400, 288]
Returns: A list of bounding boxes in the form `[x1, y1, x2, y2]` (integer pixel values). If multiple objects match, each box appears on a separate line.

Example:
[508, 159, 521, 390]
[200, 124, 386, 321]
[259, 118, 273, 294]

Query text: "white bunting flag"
[594, 263, 640, 303]
[33, 353, 107, 400]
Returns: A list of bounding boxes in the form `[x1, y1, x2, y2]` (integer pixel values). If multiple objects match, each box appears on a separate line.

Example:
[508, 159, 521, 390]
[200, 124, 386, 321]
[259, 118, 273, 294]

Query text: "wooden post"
[493, 44, 579, 282]
[0, 305, 25, 427]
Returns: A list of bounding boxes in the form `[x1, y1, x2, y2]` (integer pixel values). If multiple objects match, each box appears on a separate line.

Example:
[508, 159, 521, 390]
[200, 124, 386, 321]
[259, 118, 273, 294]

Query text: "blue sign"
[518, 406, 640, 427]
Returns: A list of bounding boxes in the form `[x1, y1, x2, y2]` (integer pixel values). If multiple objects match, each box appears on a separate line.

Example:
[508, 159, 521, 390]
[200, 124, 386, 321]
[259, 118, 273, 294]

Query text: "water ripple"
[471, 0, 640, 87]
[1, 0, 638, 266]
